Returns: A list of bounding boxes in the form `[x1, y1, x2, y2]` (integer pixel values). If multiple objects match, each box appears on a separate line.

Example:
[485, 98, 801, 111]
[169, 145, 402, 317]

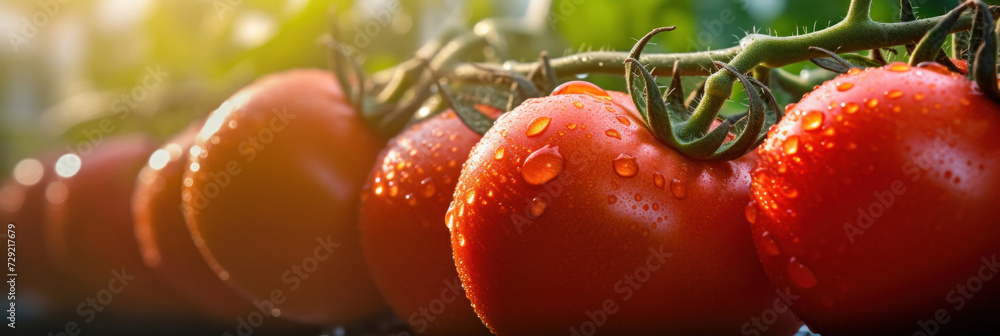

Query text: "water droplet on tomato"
[836, 82, 854, 91]
[612, 154, 638, 177]
[847, 68, 862, 75]
[526, 117, 552, 137]
[608, 195, 618, 204]
[465, 190, 476, 205]
[494, 146, 505, 160]
[745, 202, 758, 223]
[885, 90, 903, 99]
[787, 257, 818, 289]
[445, 208, 456, 230]
[781, 186, 799, 198]
[959, 97, 971, 106]
[670, 178, 687, 199]
[917, 62, 951, 75]
[758, 231, 782, 256]
[405, 193, 417, 206]
[888, 63, 910, 72]
[866, 99, 878, 109]
[604, 105, 615, 113]
[458, 234, 466, 247]
[572, 101, 584, 109]
[634, 193, 643, 202]
[843, 102, 860, 114]
[914, 93, 925, 101]
[783, 136, 800, 155]
[653, 173, 665, 189]
[616, 115, 631, 126]
[802, 112, 824, 131]
[784, 103, 797, 113]
[605, 129, 621, 139]
[419, 178, 435, 198]
[522, 145, 565, 185]
[529, 197, 548, 217]
[551, 80, 611, 99]
[566, 123, 577, 130]
[374, 184, 385, 195]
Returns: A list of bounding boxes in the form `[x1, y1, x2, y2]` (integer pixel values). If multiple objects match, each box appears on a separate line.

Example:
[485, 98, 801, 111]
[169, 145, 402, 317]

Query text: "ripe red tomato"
[44, 136, 185, 314]
[132, 121, 258, 320]
[448, 81, 801, 335]
[0, 152, 81, 315]
[183, 69, 386, 325]
[359, 108, 499, 336]
[750, 62, 1000, 334]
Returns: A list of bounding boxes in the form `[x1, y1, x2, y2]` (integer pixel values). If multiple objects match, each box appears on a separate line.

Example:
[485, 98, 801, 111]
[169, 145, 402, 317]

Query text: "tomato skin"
[132, 121, 258, 320]
[359, 110, 493, 336]
[449, 85, 800, 335]
[0, 153, 81, 316]
[751, 63, 1000, 334]
[183, 69, 386, 325]
[44, 136, 185, 314]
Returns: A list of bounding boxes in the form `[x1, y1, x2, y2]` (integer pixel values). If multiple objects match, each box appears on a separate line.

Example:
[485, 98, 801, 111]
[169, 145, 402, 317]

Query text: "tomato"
[132, 121, 259, 320]
[0, 152, 81, 317]
[447, 81, 801, 335]
[750, 62, 1000, 334]
[359, 108, 499, 336]
[44, 136, 185, 314]
[183, 69, 386, 325]
[952, 58, 969, 74]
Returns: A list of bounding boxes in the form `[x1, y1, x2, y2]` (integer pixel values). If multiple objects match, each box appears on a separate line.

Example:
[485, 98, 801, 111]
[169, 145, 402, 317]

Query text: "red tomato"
[0, 152, 81, 316]
[183, 69, 386, 325]
[132, 121, 258, 320]
[359, 108, 498, 336]
[750, 62, 1000, 334]
[952, 58, 969, 74]
[448, 81, 801, 335]
[44, 136, 185, 315]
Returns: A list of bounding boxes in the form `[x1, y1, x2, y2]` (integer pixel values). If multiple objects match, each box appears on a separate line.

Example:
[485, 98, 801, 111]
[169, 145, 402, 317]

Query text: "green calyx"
[624, 28, 782, 161]
[908, 0, 1000, 103]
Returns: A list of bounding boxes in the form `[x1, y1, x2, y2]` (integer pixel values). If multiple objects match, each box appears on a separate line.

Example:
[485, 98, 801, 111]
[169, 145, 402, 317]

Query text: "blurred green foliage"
[0, 0, 991, 175]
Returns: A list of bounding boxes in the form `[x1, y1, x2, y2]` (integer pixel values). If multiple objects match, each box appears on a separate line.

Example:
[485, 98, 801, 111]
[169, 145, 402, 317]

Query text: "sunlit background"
[0, 0, 965, 174]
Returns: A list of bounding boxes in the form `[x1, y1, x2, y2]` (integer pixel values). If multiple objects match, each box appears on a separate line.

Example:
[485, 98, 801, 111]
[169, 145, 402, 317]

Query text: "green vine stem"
[454, 3, 996, 83]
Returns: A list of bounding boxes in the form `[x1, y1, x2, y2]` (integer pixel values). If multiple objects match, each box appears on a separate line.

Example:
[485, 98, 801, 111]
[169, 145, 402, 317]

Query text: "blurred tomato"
[44, 135, 184, 315]
[182, 69, 386, 325]
[132, 121, 258, 320]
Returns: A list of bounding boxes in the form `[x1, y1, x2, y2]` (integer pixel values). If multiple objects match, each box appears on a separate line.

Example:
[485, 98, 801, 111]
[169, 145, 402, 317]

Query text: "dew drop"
[612, 154, 638, 177]
[465, 190, 476, 205]
[670, 178, 687, 199]
[604, 105, 615, 113]
[888, 63, 911, 72]
[572, 101, 584, 109]
[551, 80, 611, 99]
[374, 185, 384, 195]
[521, 145, 565, 185]
[781, 186, 799, 198]
[634, 193, 643, 202]
[653, 173, 665, 189]
[847, 68, 862, 75]
[605, 129, 621, 139]
[959, 97, 971, 106]
[836, 82, 854, 91]
[802, 112, 824, 131]
[529, 197, 548, 217]
[494, 146, 505, 160]
[405, 193, 417, 206]
[420, 178, 436, 197]
[783, 136, 800, 155]
[914, 93, 925, 101]
[445, 209, 456, 230]
[844, 102, 860, 114]
[566, 123, 578, 130]
[885, 90, 903, 99]
[608, 195, 618, 204]
[784, 103, 797, 113]
[616, 115, 631, 126]
[866, 99, 878, 109]
[917, 62, 951, 75]
[787, 257, 819, 289]
[745, 202, 758, 223]
[459, 234, 467, 247]
[526, 117, 552, 137]
[759, 232, 782, 256]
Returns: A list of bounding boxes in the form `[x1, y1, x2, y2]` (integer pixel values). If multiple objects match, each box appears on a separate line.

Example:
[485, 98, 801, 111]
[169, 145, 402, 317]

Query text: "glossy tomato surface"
[0, 153, 79, 319]
[44, 136, 184, 315]
[183, 69, 386, 325]
[750, 63, 1000, 334]
[359, 109, 496, 336]
[132, 121, 258, 320]
[449, 82, 800, 335]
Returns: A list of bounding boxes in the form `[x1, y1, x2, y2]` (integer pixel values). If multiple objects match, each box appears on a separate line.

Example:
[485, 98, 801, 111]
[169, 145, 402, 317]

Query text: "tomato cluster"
[5, 7, 1000, 335]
